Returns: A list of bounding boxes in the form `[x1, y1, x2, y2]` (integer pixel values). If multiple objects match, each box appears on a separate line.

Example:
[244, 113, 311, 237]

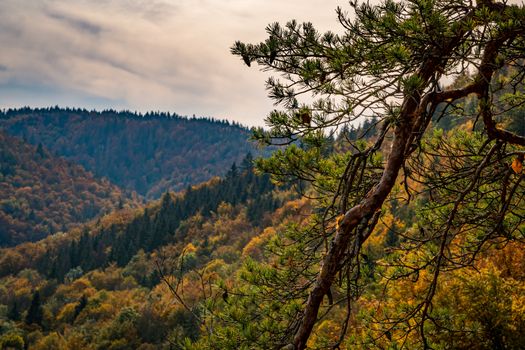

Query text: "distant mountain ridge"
[0, 131, 138, 246]
[0, 107, 257, 198]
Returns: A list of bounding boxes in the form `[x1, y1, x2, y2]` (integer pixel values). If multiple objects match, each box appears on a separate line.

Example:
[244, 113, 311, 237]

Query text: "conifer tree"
[7, 300, 20, 321]
[228, 0, 525, 348]
[36, 143, 46, 158]
[73, 295, 88, 322]
[25, 290, 43, 326]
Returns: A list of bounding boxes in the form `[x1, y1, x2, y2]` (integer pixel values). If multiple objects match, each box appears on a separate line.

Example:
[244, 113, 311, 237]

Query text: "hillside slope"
[0, 107, 257, 198]
[0, 131, 137, 247]
[0, 158, 281, 278]
[0, 164, 298, 349]
[0, 123, 523, 349]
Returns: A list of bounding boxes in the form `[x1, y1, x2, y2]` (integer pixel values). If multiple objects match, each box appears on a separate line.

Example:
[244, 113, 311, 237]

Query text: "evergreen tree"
[36, 143, 46, 158]
[241, 152, 254, 170]
[73, 295, 88, 322]
[224, 0, 525, 348]
[25, 290, 43, 326]
[7, 300, 20, 321]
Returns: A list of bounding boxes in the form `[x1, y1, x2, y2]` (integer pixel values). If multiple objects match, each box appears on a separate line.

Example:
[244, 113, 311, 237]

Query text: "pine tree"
[36, 143, 46, 158]
[241, 152, 254, 171]
[72, 295, 88, 322]
[7, 300, 20, 321]
[226, 1, 525, 348]
[25, 290, 43, 326]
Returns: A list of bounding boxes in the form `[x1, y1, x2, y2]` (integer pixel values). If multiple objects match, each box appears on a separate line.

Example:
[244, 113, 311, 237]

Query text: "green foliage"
[5, 303, 18, 323]
[0, 107, 257, 199]
[229, 0, 525, 348]
[0, 333, 24, 350]
[25, 291, 43, 326]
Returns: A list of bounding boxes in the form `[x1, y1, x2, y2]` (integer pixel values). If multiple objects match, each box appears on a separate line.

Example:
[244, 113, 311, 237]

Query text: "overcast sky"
[0, 0, 348, 126]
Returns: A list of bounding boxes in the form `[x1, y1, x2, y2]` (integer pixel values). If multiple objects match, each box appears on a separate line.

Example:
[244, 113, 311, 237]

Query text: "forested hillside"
[0, 0, 524, 349]
[0, 155, 280, 280]
[0, 108, 256, 198]
[0, 132, 137, 247]
[0, 160, 292, 348]
[0, 118, 523, 349]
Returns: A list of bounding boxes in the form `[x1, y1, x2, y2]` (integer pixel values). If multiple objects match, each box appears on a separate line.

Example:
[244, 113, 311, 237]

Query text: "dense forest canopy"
[0, 158, 292, 349]
[0, 156, 279, 280]
[0, 131, 137, 247]
[0, 107, 257, 198]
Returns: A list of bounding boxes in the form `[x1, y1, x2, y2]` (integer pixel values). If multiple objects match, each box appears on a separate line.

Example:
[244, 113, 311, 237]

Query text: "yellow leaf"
[335, 214, 345, 230]
[512, 157, 523, 174]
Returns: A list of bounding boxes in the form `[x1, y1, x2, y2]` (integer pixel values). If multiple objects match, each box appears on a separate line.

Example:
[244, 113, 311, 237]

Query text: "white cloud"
[0, 0, 347, 126]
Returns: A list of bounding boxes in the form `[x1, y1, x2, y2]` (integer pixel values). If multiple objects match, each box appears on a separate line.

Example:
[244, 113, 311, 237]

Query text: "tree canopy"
[230, 0, 525, 348]
[0, 107, 256, 198]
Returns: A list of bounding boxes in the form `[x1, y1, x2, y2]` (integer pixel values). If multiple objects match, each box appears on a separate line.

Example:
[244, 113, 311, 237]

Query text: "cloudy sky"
[0, 0, 347, 126]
